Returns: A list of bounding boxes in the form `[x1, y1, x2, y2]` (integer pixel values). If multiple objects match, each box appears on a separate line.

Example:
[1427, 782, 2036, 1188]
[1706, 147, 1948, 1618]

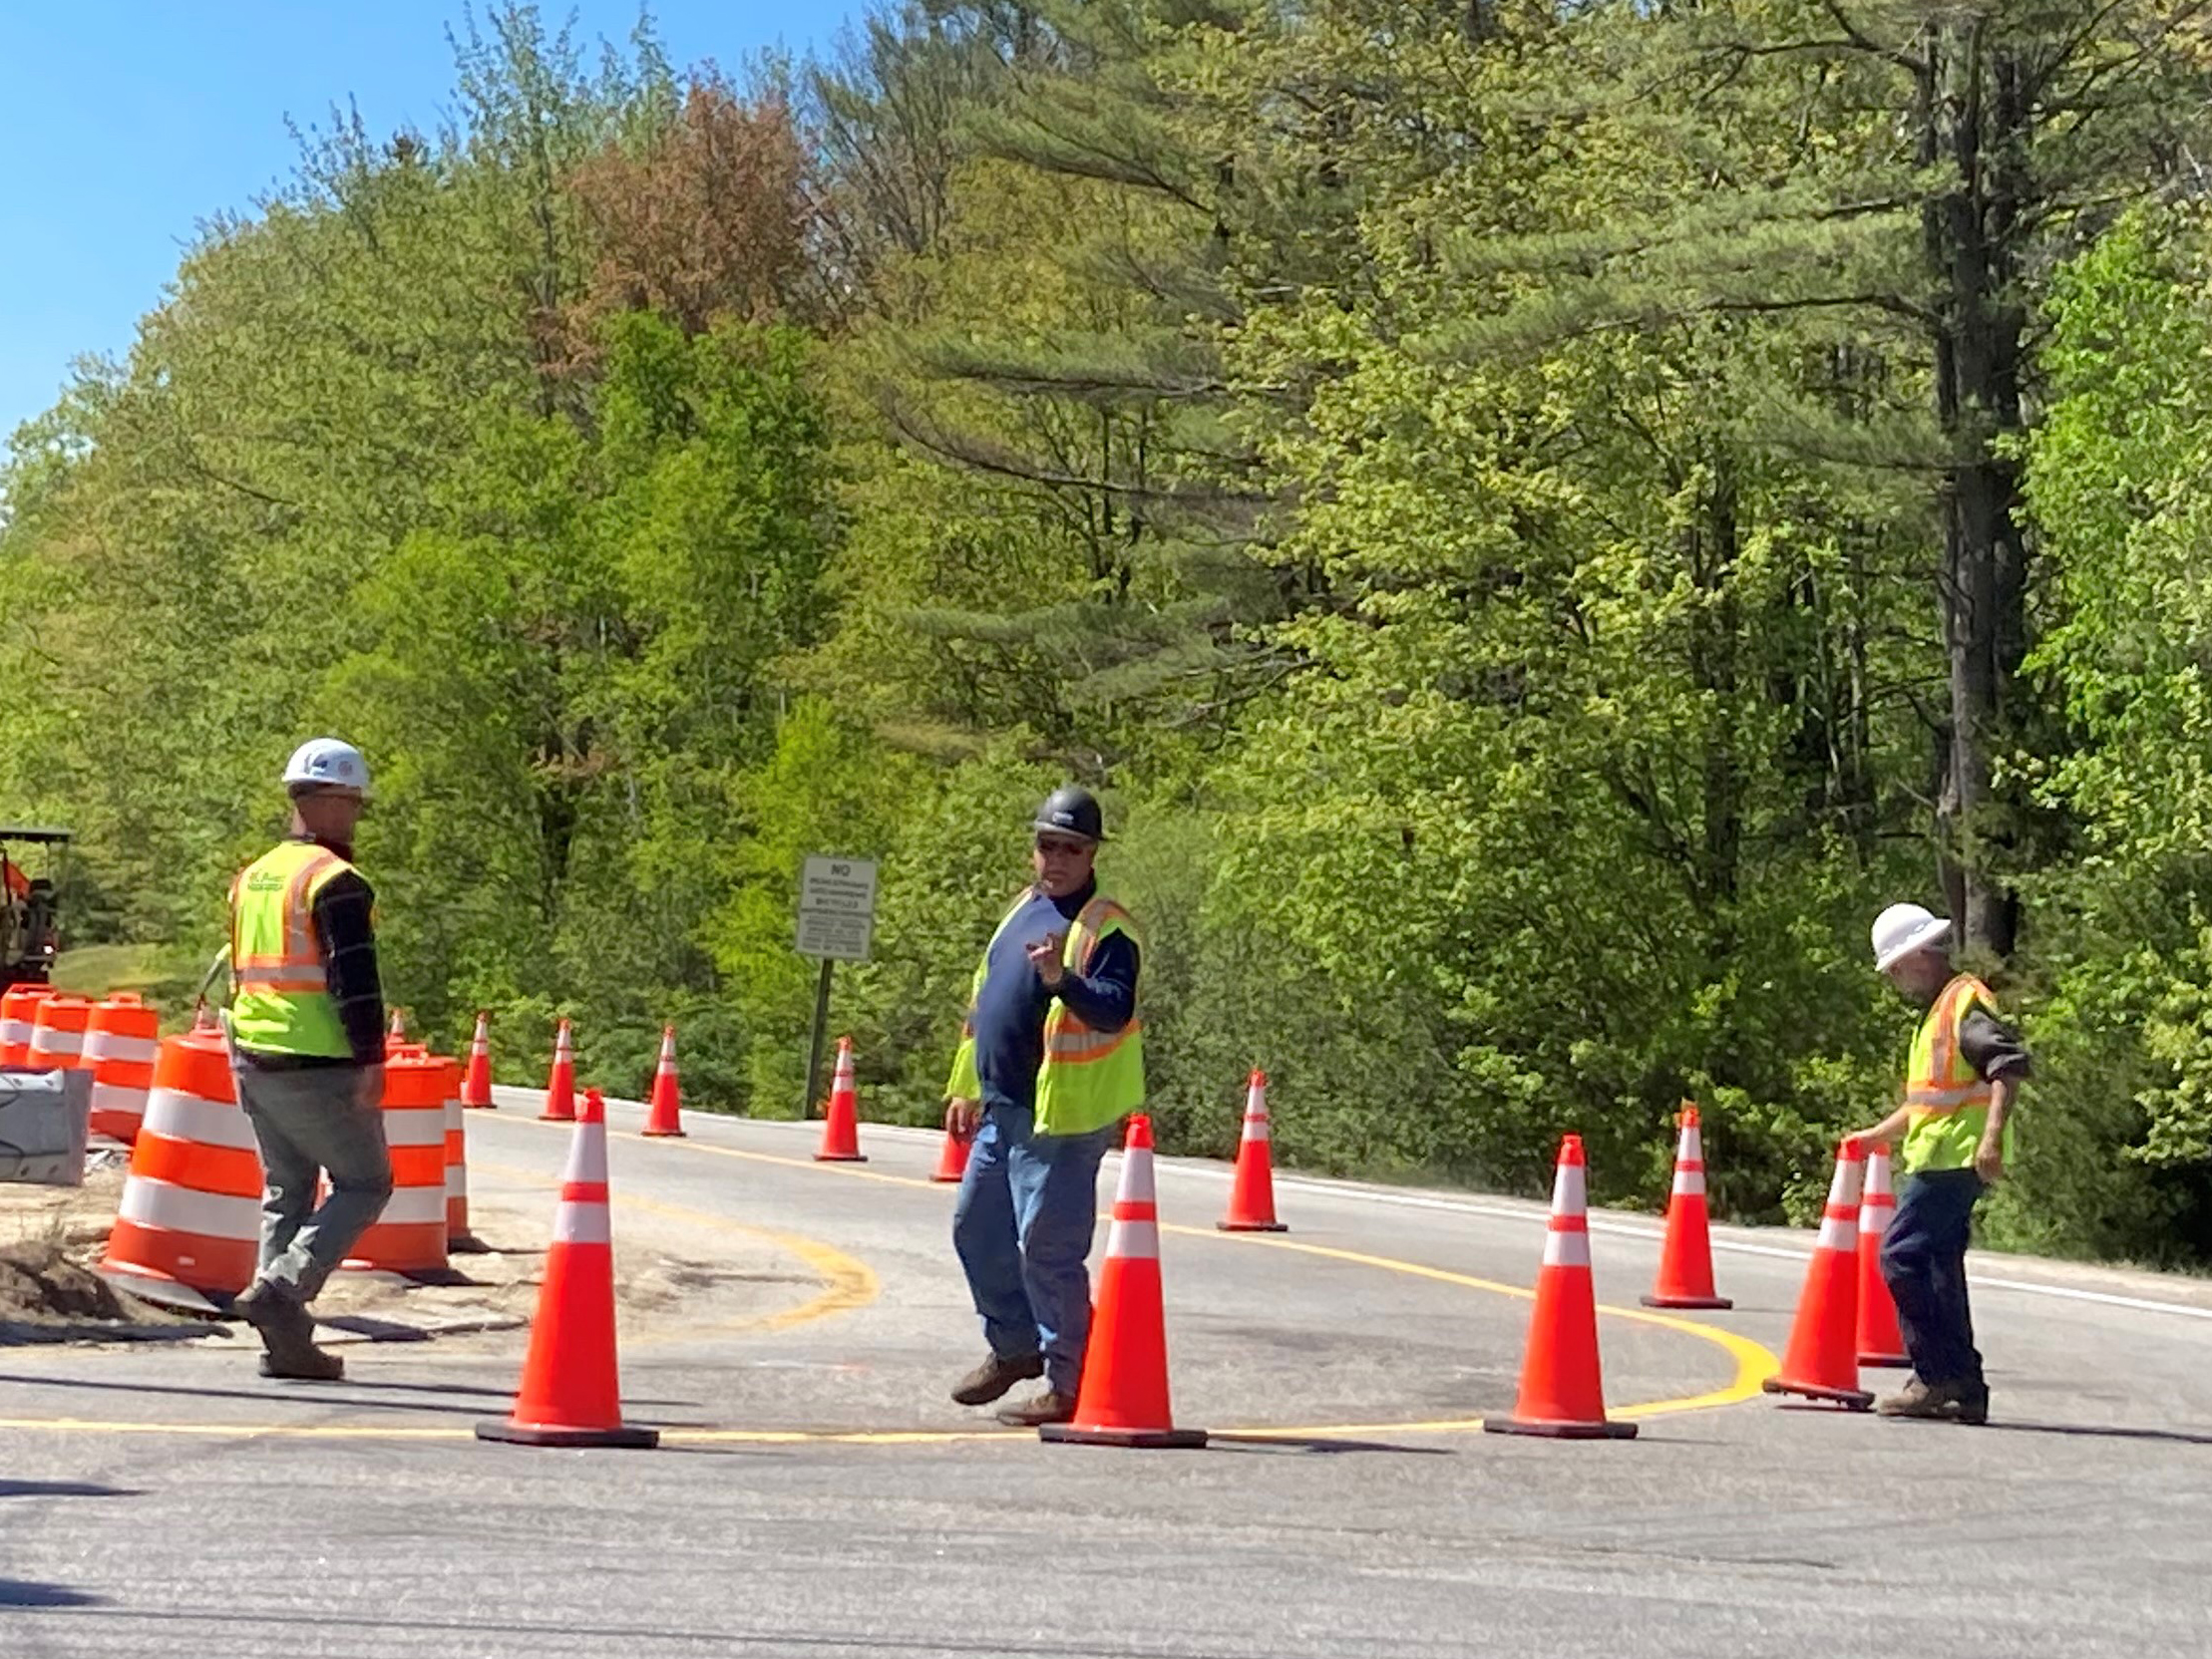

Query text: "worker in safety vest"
[1853, 902, 2029, 1425]
[944, 786, 1143, 1427]
[226, 739, 394, 1380]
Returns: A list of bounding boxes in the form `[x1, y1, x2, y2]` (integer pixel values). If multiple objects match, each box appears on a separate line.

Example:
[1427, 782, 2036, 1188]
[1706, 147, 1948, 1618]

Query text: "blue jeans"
[1880, 1168, 1986, 1391]
[951, 1104, 1117, 1395]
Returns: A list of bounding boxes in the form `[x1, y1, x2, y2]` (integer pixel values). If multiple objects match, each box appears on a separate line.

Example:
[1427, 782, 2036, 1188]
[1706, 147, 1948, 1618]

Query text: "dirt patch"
[1, 1156, 844, 1352]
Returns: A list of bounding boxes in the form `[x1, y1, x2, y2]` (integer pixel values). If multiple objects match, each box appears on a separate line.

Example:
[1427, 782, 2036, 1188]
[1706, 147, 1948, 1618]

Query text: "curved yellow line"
[469, 1159, 882, 1348]
[0, 1121, 1775, 1444]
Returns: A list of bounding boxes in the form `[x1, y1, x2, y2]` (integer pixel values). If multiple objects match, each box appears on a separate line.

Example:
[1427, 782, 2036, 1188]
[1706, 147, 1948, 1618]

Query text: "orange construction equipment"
[1219, 1069, 1289, 1233]
[641, 1025, 684, 1138]
[1485, 1134, 1638, 1440]
[26, 993, 93, 1071]
[442, 1055, 474, 1247]
[1040, 1114, 1207, 1449]
[339, 1045, 449, 1275]
[1642, 1103, 1730, 1309]
[0, 982, 57, 1065]
[84, 992, 162, 1144]
[461, 1011, 495, 1109]
[1857, 1143, 1909, 1368]
[1763, 1138, 1875, 1410]
[815, 1036, 866, 1162]
[477, 1088, 658, 1450]
[98, 1030, 262, 1309]
[931, 1123, 972, 1183]
[540, 1018, 576, 1123]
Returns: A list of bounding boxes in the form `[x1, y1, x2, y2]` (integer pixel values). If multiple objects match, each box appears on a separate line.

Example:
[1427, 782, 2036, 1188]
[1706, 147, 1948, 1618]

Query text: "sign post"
[797, 855, 878, 1120]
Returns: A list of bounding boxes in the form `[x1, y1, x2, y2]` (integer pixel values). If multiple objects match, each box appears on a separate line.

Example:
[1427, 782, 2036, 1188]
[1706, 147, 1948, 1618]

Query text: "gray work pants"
[235, 1064, 393, 1301]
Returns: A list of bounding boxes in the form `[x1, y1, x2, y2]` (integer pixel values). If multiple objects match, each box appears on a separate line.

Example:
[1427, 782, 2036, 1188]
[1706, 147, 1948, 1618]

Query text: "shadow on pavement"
[1984, 1419, 2212, 1448]
[1207, 1432, 1453, 1457]
[0, 1480, 139, 1498]
[0, 1369, 691, 1420]
[0, 1579, 103, 1607]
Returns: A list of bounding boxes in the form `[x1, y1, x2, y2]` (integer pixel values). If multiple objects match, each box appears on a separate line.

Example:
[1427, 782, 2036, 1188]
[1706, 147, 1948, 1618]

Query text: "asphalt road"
[5, 1092, 2212, 1658]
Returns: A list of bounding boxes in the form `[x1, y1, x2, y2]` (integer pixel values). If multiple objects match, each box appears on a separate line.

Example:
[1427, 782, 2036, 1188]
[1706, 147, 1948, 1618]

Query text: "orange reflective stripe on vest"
[1904, 978, 1993, 1116]
[231, 848, 341, 996]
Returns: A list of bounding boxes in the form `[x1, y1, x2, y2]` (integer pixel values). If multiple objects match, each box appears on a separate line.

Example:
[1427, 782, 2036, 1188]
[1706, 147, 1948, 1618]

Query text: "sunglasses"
[1033, 835, 1092, 857]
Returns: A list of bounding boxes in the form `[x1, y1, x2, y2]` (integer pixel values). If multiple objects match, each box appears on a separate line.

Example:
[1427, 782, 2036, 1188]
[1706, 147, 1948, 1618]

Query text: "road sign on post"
[797, 856, 879, 1122]
[797, 856, 878, 963]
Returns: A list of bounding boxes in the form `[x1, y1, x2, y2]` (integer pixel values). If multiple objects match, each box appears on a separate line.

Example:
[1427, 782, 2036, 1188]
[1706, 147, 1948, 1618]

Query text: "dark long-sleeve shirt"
[970, 880, 1139, 1116]
[242, 833, 384, 1070]
[1959, 1005, 2030, 1084]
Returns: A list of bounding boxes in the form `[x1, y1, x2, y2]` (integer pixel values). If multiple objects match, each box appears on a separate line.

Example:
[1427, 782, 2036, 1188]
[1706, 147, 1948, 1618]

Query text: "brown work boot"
[950, 1351, 1044, 1407]
[258, 1347, 345, 1382]
[995, 1389, 1077, 1428]
[237, 1279, 341, 1381]
[1878, 1376, 1960, 1420]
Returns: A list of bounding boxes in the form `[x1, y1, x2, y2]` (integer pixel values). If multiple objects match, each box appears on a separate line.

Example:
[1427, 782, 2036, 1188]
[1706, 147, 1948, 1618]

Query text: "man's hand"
[356, 1064, 385, 1111]
[1026, 932, 1066, 990]
[944, 1097, 980, 1139]
[1974, 1139, 2006, 1184]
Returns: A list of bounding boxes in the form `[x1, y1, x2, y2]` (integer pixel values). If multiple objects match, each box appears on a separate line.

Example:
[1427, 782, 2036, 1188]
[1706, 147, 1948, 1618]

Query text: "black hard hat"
[1031, 785, 1105, 844]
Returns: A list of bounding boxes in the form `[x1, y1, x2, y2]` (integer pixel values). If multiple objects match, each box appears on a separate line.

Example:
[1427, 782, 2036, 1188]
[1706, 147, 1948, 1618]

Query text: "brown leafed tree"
[566, 73, 807, 341]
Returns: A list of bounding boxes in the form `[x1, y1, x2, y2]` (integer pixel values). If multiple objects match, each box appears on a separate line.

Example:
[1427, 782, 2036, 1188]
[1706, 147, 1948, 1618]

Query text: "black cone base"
[1039, 1423, 1209, 1449]
[1762, 1377, 1874, 1410]
[476, 1418, 660, 1449]
[1483, 1416, 1638, 1440]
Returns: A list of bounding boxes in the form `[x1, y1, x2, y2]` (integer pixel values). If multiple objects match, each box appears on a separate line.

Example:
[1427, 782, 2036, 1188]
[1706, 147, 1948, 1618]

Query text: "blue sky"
[0, 2, 854, 443]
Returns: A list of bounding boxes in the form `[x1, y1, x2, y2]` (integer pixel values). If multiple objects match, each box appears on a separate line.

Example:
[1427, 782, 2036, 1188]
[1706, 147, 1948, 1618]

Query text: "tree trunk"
[1925, 29, 2029, 961]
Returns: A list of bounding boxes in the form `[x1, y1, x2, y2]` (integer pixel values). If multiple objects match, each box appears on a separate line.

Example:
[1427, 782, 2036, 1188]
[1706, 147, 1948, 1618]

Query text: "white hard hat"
[1871, 902, 1950, 972]
[281, 738, 371, 797]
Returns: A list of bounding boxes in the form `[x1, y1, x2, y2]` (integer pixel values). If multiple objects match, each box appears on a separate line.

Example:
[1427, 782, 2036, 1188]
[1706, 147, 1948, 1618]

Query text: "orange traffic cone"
[641, 1025, 684, 1138]
[539, 1018, 576, 1123]
[1642, 1104, 1730, 1309]
[1485, 1134, 1637, 1440]
[1857, 1143, 1910, 1368]
[1763, 1138, 1874, 1409]
[387, 1008, 407, 1046]
[815, 1037, 866, 1162]
[931, 1123, 972, 1183]
[1040, 1115, 1207, 1449]
[1218, 1069, 1289, 1232]
[477, 1089, 657, 1450]
[462, 1011, 495, 1110]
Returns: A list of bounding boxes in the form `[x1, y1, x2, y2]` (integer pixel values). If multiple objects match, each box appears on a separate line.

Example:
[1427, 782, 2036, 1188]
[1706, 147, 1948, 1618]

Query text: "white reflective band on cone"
[141, 1089, 257, 1152]
[1671, 1168, 1706, 1197]
[553, 1202, 612, 1245]
[1551, 1161, 1588, 1216]
[1817, 1215, 1857, 1251]
[90, 1081, 149, 1114]
[87, 1033, 161, 1065]
[1115, 1148, 1155, 1204]
[1242, 1117, 1271, 1144]
[376, 1187, 448, 1225]
[382, 1108, 446, 1149]
[1542, 1227, 1592, 1269]
[562, 1126, 609, 1185]
[1107, 1218, 1160, 1259]
[118, 1178, 261, 1238]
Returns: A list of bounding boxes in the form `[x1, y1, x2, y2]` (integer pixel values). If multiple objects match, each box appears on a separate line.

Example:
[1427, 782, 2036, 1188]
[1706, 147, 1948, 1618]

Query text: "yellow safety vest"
[228, 840, 356, 1060]
[1900, 973, 2014, 1174]
[945, 889, 1145, 1138]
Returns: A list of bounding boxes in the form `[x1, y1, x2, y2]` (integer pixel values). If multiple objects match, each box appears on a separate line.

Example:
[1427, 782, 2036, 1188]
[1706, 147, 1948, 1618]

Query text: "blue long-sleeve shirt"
[970, 881, 1140, 1116]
